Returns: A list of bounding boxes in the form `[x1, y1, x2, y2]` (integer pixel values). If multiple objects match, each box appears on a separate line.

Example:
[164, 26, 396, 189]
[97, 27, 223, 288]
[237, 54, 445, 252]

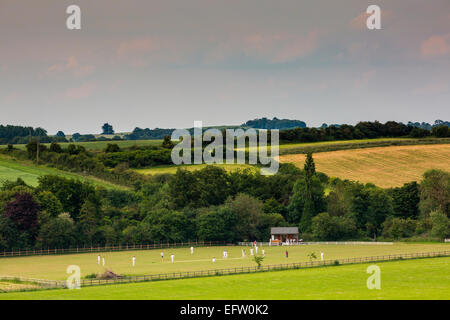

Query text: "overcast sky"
[0, 0, 449, 134]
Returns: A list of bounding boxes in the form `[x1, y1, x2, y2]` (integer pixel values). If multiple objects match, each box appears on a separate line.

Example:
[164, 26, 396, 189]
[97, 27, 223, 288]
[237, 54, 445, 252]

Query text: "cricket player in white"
[98, 255, 100, 265]
[212, 258, 216, 263]
[242, 249, 245, 257]
[132, 256, 136, 267]
[171, 254, 174, 263]
[223, 251, 226, 259]
[190, 247, 194, 254]
[321, 252, 324, 261]
[255, 246, 258, 254]
[102, 257, 105, 266]
[161, 251, 164, 262]
[262, 249, 265, 257]
[250, 248, 254, 256]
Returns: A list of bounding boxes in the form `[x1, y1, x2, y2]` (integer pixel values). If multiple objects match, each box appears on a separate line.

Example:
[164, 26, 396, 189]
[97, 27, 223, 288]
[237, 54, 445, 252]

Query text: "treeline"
[280, 121, 450, 143]
[124, 128, 176, 140]
[408, 119, 450, 130]
[243, 117, 307, 130]
[0, 125, 55, 145]
[0, 156, 448, 250]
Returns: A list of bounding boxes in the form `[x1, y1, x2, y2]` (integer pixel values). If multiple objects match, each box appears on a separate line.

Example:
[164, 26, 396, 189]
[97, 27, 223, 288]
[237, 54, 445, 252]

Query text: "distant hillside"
[243, 117, 307, 130]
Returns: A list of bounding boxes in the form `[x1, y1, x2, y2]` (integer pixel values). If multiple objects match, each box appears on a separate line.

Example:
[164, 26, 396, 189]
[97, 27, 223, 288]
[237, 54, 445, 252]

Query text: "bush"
[382, 217, 417, 239]
[311, 212, 357, 240]
[430, 210, 450, 239]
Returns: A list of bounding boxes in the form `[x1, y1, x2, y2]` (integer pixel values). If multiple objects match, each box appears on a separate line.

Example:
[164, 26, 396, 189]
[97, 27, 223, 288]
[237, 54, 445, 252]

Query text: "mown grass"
[0, 243, 447, 280]
[0, 155, 128, 190]
[280, 144, 450, 188]
[1, 257, 449, 299]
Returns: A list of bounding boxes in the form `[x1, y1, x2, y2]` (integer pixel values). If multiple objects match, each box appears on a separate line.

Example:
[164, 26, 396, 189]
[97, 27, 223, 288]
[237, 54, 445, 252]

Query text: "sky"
[0, 0, 449, 134]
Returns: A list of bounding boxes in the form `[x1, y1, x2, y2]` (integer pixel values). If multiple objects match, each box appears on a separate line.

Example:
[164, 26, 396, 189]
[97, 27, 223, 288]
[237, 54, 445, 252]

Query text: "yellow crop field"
[279, 144, 450, 188]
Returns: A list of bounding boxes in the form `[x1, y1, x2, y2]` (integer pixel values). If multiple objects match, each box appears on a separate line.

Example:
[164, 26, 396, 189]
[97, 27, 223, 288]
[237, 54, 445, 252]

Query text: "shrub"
[430, 210, 450, 239]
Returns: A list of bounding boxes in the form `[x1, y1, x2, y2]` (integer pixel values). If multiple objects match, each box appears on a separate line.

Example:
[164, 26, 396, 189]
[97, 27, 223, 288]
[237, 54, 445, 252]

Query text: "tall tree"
[390, 182, 420, 219]
[304, 152, 316, 181]
[102, 123, 114, 135]
[419, 170, 450, 217]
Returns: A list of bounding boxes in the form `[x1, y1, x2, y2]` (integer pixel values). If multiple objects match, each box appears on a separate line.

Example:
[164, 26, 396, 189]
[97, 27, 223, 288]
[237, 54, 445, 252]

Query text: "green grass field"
[2, 257, 449, 300]
[0, 243, 447, 281]
[1, 139, 163, 152]
[0, 155, 128, 190]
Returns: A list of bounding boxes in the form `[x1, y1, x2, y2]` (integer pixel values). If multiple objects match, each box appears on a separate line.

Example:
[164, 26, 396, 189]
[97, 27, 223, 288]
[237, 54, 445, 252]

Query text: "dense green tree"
[287, 176, 325, 229]
[162, 135, 174, 149]
[25, 140, 47, 159]
[37, 175, 95, 221]
[49, 142, 63, 153]
[419, 170, 450, 217]
[430, 210, 450, 239]
[196, 206, 237, 241]
[304, 152, 316, 180]
[431, 125, 449, 137]
[102, 123, 114, 135]
[72, 133, 81, 141]
[224, 193, 265, 241]
[36, 191, 63, 218]
[389, 182, 420, 219]
[38, 213, 76, 248]
[263, 198, 286, 215]
[78, 199, 102, 243]
[105, 143, 121, 153]
[168, 169, 199, 208]
[311, 212, 357, 240]
[0, 215, 22, 250]
[141, 208, 190, 242]
[382, 217, 417, 239]
[1, 178, 27, 191]
[195, 166, 231, 207]
[350, 185, 393, 237]
[326, 179, 353, 217]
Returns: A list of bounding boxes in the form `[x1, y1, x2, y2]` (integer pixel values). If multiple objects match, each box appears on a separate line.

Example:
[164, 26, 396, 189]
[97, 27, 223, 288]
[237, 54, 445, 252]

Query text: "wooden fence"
[1, 250, 449, 292]
[239, 241, 394, 246]
[0, 241, 232, 258]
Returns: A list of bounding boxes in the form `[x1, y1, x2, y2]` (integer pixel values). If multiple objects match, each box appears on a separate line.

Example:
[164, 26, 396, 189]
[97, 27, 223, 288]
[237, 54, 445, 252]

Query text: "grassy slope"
[2, 257, 449, 300]
[280, 144, 450, 188]
[0, 156, 128, 190]
[0, 243, 448, 280]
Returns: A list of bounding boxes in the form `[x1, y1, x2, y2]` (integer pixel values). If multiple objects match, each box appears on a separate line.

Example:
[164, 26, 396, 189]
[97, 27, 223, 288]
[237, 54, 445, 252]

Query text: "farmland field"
[242, 137, 450, 154]
[135, 163, 257, 175]
[1, 256, 449, 300]
[0, 139, 163, 152]
[280, 144, 450, 188]
[0, 243, 448, 280]
[0, 155, 128, 190]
